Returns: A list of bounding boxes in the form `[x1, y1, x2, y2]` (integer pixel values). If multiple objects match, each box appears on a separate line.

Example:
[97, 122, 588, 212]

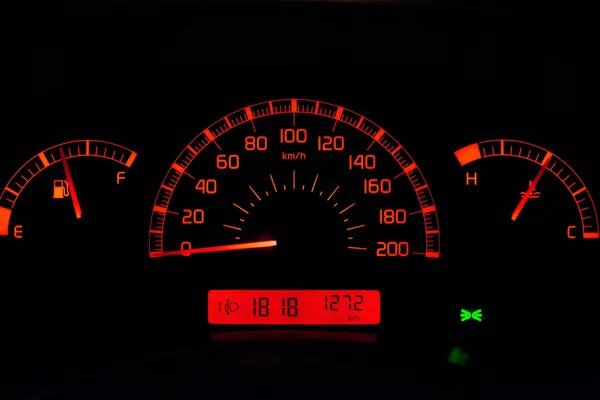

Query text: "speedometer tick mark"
[311, 174, 319, 192]
[393, 171, 406, 180]
[249, 185, 262, 201]
[347, 224, 365, 231]
[339, 203, 355, 214]
[233, 203, 249, 214]
[223, 224, 242, 231]
[409, 210, 422, 215]
[149, 100, 443, 258]
[327, 186, 339, 201]
[270, 174, 278, 192]
[166, 210, 179, 215]
[348, 246, 367, 251]
[291, 100, 297, 125]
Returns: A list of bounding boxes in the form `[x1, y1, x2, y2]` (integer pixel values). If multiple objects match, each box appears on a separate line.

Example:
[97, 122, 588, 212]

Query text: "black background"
[3, 1, 599, 398]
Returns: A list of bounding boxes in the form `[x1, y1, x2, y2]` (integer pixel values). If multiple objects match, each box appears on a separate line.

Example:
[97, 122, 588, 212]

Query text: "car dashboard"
[3, 1, 599, 398]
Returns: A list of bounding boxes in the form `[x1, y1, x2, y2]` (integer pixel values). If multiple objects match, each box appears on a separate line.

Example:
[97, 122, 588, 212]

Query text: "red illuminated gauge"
[0, 140, 137, 239]
[149, 99, 440, 264]
[454, 139, 599, 239]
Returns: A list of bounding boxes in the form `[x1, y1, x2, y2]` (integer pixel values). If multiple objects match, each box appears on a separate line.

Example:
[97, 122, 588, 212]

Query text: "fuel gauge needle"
[511, 152, 552, 221]
[151, 240, 277, 257]
[59, 148, 82, 219]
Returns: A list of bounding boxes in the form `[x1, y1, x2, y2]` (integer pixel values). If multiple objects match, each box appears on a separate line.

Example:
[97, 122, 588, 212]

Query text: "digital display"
[208, 290, 380, 325]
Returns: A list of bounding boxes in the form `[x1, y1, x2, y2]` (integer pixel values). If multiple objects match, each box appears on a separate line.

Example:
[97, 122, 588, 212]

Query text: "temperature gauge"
[454, 139, 598, 240]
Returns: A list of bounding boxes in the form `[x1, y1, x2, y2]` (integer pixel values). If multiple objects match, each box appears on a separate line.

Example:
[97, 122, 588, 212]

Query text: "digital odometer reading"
[208, 290, 380, 325]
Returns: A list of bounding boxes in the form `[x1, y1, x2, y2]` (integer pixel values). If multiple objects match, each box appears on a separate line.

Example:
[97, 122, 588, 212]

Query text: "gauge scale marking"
[454, 139, 599, 239]
[149, 99, 440, 259]
[0, 140, 137, 235]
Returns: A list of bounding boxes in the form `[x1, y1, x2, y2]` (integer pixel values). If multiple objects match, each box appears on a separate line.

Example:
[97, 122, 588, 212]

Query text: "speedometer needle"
[511, 152, 552, 221]
[150, 240, 277, 258]
[60, 148, 82, 219]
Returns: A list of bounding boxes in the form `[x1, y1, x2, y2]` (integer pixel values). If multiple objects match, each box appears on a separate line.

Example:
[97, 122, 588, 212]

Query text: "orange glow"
[124, 152, 137, 167]
[150, 240, 277, 258]
[59, 148, 82, 219]
[0, 206, 10, 236]
[454, 143, 482, 166]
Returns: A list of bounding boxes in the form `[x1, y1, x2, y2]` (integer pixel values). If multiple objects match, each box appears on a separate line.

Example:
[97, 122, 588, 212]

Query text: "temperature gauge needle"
[511, 152, 552, 221]
[151, 240, 277, 257]
[59, 148, 82, 219]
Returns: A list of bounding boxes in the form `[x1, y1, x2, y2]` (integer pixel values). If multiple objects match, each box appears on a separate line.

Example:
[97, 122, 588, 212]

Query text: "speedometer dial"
[149, 99, 440, 263]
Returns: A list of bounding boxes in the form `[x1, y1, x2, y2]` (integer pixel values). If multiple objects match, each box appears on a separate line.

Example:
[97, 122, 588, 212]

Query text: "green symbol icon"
[460, 309, 482, 322]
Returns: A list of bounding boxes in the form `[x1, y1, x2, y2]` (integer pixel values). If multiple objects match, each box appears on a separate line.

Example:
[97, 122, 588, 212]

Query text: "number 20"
[376, 241, 409, 257]
[182, 209, 204, 224]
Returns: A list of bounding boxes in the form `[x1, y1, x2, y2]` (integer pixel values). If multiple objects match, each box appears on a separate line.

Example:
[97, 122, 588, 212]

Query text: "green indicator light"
[448, 346, 470, 366]
[460, 308, 483, 322]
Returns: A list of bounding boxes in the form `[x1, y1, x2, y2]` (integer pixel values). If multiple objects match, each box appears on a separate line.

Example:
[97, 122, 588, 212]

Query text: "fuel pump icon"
[53, 180, 70, 199]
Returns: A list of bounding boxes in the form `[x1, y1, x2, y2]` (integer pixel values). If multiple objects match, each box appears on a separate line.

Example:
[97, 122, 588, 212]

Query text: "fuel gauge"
[0, 140, 138, 254]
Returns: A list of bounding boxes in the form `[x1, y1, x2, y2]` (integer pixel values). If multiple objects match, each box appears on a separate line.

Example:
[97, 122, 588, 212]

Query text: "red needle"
[151, 240, 277, 257]
[59, 148, 82, 219]
[511, 152, 552, 221]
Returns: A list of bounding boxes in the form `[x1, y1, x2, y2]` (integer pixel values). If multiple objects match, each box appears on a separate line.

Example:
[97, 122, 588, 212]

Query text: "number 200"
[376, 241, 409, 257]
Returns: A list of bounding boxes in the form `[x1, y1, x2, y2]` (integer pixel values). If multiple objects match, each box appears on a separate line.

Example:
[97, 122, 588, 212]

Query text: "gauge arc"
[0, 140, 137, 236]
[454, 139, 599, 239]
[149, 98, 441, 258]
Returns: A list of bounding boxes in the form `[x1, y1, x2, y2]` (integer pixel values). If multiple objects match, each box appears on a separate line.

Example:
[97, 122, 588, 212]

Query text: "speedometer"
[148, 99, 441, 324]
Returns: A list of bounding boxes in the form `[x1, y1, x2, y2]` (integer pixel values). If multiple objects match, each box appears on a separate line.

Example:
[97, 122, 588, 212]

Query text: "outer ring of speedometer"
[148, 98, 440, 259]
